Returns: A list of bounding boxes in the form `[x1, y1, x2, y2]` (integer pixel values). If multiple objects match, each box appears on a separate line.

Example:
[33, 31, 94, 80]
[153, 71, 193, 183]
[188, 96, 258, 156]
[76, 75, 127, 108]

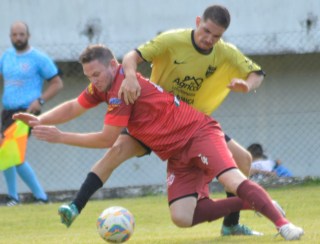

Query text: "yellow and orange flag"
[0, 120, 29, 170]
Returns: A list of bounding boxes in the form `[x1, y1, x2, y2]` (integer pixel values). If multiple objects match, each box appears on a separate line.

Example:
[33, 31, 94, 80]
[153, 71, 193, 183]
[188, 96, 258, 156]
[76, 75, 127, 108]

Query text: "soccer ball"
[97, 206, 135, 243]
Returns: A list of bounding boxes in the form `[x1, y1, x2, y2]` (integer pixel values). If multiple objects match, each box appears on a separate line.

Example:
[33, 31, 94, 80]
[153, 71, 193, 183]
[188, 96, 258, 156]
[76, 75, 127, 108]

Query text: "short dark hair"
[79, 44, 115, 65]
[247, 143, 267, 159]
[203, 5, 231, 29]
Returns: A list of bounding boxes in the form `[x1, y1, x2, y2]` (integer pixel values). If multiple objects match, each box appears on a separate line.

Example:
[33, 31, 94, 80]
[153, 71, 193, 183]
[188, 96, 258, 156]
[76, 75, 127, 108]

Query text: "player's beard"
[12, 39, 29, 51]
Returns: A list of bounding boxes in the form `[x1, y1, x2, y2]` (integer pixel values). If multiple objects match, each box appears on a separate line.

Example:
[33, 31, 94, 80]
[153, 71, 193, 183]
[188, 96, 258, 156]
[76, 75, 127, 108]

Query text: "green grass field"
[0, 184, 319, 244]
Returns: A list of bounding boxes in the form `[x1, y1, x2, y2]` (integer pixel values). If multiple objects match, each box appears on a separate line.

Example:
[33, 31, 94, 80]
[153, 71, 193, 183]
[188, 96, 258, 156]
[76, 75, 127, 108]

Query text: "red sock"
[236, 180, 289, 228]
[192, 197, 245, 226]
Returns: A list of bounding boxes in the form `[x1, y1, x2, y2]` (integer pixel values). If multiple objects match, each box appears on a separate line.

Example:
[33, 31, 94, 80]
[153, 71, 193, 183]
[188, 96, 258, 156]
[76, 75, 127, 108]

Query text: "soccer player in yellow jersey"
[57, 5, 265, 235]
[119, 5, 265, 236]
[132, 29, 262, 116]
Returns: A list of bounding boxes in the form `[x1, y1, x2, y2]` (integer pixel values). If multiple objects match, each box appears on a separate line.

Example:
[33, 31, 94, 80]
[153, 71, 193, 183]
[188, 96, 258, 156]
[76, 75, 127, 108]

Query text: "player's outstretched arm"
[32, 123, 124, 149]
[13, 99, 86, 126]
[39, 98, 87, 125]
[12, 113, 40, 127]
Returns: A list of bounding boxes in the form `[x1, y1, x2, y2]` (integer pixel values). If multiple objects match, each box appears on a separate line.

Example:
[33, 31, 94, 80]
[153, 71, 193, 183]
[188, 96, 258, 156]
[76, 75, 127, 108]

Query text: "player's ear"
[109, 59, 118, 72]
[110, 59, 116, 65]
[196, 16, 201, 27]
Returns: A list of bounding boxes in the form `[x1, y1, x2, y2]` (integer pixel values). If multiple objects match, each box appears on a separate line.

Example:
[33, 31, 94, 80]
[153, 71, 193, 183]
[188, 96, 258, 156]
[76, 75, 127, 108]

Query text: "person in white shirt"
[247, 143, 293, 178]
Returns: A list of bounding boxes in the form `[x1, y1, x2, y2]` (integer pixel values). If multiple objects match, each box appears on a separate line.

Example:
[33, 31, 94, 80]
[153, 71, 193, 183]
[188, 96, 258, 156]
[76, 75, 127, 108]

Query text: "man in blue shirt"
[0, 21, 63, 206]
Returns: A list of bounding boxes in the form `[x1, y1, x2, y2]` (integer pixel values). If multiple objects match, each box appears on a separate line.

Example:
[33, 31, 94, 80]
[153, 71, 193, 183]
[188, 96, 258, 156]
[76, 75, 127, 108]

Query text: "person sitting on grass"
[247, 143, 293, 178]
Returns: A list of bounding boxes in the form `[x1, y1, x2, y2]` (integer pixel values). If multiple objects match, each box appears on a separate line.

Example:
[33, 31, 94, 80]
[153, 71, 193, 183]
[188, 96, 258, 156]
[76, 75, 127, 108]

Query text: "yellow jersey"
[137, 29, 262, 115]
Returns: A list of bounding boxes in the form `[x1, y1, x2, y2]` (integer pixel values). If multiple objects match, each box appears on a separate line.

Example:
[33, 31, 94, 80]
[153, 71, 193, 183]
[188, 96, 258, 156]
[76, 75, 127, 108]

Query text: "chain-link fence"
[0, 30, 319, 195]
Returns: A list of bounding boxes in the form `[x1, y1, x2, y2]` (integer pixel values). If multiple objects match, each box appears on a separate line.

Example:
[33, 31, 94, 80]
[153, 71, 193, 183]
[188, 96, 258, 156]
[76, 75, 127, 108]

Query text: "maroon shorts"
[166, 121, 237, 203]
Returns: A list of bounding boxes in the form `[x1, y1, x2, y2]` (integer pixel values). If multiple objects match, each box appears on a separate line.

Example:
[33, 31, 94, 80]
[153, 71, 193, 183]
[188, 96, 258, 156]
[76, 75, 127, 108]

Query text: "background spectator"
[247, 143, 293, 178]
[0, 21, 63, 206]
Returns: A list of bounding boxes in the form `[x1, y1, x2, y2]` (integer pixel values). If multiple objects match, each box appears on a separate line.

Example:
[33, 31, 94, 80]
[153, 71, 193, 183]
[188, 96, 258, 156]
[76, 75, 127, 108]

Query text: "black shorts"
[120, 129, 152, 157]
[1, 109, 28, 133]
[1, 109, 39, 136]
[224, 134, 232, 142]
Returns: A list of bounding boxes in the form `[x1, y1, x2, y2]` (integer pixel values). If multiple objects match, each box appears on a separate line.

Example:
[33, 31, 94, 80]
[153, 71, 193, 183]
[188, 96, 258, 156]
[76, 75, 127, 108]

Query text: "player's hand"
[12, 112, 40, 127]
[227, 78, 250, 93]
[31, 125, 62, 143]
[118, 77, 141, 105]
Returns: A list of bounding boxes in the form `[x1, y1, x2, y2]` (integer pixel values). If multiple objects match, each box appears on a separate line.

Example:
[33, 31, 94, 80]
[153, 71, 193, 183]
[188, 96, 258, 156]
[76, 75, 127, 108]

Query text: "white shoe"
[278, 223, 304, 240]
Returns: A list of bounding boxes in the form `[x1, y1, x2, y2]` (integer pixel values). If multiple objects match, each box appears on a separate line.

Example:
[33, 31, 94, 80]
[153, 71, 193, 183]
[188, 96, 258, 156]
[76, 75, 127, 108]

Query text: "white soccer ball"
[97, 206, 135, 243]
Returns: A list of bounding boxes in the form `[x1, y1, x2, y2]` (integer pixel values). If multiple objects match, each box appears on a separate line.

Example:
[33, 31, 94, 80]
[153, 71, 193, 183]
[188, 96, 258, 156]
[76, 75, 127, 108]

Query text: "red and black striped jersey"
[78, 65, 213, 160]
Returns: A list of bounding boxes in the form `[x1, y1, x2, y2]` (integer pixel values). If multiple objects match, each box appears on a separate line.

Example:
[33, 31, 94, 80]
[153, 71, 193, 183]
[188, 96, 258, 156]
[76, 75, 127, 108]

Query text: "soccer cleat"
[278, 223, 304, 240]
[221, 224, 263, 236]
[6, 196, 20, 207]
[58, 203, 79, 227]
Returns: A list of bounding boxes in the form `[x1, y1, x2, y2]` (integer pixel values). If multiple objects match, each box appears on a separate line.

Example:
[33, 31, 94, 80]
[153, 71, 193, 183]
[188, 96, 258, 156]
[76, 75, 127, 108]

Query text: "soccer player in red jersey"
[56, 4, 265, 236]
[14, 45, 303, 241]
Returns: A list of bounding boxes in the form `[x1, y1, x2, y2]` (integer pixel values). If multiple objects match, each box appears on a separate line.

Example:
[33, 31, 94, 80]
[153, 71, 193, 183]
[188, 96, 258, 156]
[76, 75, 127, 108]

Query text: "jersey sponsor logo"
[173, 76, 203, 92]
[176, 95, 194, 105]
[174, 60, 185, 65]
[205, 65, 217, 78]
[108, 97, 122, 111]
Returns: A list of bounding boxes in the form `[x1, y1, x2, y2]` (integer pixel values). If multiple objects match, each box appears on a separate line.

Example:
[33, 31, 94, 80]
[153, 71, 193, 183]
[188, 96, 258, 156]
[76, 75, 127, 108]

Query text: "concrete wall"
[214, 53, 320, 178]
[0, 0, 319, 60]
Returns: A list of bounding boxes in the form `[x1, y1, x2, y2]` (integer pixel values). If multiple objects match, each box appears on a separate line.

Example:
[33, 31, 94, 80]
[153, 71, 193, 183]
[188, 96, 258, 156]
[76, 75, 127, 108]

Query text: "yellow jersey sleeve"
[138, 29, 262, 115]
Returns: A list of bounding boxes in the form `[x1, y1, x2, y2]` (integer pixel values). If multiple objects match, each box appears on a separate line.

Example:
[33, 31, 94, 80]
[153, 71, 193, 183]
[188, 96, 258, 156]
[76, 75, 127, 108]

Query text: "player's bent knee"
[218, 168, 247, 194]
[170, 212, 192, 228]
[114, 135, 147, 158]
[169, 196, 197, 228]
[108, 143, 123, 157]
[108, 142, 136, 161]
